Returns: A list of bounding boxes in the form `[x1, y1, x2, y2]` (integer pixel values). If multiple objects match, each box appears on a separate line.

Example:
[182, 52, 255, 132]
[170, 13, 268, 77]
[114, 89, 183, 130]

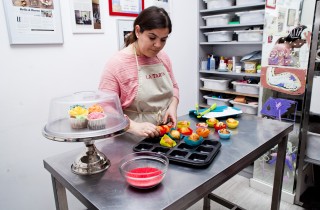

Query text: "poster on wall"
[70, 0, 103, 33]
[261, 66, 306, 95]
[260, 0, 313, 95]
[109, 0, 144, 17]
[260, 97, 298, 122]
[3, 0, 63, 44]
[117, 19, 133, 50]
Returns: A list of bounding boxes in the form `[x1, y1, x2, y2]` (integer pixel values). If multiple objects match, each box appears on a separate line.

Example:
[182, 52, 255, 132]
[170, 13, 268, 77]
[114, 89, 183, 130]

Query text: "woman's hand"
[162, 97, 179, 127]
[127, 119, 160, 138]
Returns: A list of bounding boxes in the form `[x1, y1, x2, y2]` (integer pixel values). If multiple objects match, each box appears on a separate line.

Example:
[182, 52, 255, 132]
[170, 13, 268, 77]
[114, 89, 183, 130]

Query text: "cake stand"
[43, 114, 129, 175]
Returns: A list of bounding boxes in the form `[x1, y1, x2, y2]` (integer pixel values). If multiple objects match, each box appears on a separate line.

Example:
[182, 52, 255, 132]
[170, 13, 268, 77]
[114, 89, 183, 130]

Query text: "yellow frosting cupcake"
[69, 105, 88, 129]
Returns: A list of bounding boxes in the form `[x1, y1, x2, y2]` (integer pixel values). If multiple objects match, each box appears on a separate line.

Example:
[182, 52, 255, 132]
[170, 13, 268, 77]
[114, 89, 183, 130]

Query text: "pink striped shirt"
[99, 50, 179, 109]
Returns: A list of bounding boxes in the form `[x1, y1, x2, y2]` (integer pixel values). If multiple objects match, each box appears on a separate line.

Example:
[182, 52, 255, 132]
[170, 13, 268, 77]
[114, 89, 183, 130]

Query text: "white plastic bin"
[306, 131, 320, 161]
[204, 31, 233, 42]
[235, 30, 263, 42]
[203, 95, 230, 106]
[236, 0, 264, 6]
[203, 14, 231, 26]
[203, 0, 234, 9]
[235, 10, 265, 24]
[232, 81, 260, 95]
[230, 100, 258, 114]
[200, 78, 230, 90]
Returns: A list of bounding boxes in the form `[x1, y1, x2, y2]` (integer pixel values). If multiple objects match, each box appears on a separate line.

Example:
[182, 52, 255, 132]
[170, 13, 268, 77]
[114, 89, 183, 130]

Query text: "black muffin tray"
[133, 137, 221, 168]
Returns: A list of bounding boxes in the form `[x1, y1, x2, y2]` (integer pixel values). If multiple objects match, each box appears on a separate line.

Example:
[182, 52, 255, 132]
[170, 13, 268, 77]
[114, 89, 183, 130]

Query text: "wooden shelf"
[200, 87, 259, 98]
[199, 70, 261, 78]
[200, 3, 265, 14]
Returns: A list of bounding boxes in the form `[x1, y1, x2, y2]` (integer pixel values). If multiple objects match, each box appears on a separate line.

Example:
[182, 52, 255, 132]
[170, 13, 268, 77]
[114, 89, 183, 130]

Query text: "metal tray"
[133, 137, 221, 168]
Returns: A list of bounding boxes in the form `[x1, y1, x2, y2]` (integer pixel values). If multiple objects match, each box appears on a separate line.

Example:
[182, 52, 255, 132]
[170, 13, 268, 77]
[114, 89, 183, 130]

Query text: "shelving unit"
[294, 1, 320, 208]
[197, 1, 265, 113]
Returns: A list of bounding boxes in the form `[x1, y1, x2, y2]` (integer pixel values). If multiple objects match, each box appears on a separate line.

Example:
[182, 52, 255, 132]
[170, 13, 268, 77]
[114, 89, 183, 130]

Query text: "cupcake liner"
[70, 117, 88, 129]
[88, 116, 107, 130]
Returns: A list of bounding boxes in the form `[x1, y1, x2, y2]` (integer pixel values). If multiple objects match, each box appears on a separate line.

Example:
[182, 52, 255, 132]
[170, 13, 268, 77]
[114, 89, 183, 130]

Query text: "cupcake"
[68, 105, 88, 129]
[88, 104, 104, 114]
[87, 112, 107, 130]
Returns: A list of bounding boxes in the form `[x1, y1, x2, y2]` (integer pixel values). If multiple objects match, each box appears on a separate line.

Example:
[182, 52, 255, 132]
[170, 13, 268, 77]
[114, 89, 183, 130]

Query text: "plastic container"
[230, 100, 258, 114]
[201, 78, 230, 90]
[236, 0, 264, 6]
[204, 31, 233, 42]
[235, 10, 265, 24]
[232, 81, 260, 95]
[133, 137, 221, 168]
[203, 95, 230, 106]
[203, 0, 234, 9]
[306, 131, 320, 161]
[43, 91, 128, 140]
[203, 14, 231, 26]
[235, 30, 263, 42]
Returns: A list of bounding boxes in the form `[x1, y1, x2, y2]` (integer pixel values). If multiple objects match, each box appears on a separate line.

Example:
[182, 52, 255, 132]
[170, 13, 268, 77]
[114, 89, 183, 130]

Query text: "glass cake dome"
[43, 90, 129, 141]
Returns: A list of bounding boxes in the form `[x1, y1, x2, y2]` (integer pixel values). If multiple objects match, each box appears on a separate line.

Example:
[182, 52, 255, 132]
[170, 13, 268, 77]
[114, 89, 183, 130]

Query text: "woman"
[99, 6, 179, 138]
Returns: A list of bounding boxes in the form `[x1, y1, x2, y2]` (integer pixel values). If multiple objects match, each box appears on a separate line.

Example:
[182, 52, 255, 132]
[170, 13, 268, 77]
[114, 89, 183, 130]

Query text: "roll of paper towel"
[317, 48, 320, 60]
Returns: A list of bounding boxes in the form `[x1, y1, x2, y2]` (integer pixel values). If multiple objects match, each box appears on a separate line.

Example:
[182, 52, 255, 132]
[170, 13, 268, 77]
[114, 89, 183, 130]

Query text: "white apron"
[124, 46, 173, 125]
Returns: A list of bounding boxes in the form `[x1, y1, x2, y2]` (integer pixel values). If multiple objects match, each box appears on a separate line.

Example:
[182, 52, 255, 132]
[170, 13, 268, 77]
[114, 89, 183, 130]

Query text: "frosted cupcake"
[87, 112, 107, 130]
[88, 104, 104, 114]
[68, 105, 88, 129]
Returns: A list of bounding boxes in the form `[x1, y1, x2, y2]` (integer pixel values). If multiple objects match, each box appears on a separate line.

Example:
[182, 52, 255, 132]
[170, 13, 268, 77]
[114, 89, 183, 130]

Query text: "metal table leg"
[51, 175, 68, 210]
[203, 194, 211, 210]
[271, 135, 288, 210]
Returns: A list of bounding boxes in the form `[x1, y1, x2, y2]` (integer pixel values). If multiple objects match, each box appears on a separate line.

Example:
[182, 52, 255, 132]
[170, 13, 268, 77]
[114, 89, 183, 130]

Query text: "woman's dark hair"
[124, 6, 172, 47]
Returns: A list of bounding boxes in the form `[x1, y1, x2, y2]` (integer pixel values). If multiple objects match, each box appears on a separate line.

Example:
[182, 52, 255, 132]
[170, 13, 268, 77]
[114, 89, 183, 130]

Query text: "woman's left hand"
[162, 97, 179, 127]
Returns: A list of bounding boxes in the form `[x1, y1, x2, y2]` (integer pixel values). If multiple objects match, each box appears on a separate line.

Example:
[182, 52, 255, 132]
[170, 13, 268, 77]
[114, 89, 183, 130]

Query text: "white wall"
[0, 1, 198, 209]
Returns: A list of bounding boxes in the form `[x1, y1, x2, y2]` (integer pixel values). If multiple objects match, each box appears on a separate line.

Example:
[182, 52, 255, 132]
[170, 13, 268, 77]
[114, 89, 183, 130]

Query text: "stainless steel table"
[44, 114, 293, 210]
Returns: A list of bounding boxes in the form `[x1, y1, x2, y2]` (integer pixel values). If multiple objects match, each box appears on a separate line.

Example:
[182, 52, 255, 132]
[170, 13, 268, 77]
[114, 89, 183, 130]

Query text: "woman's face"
[135, 25, 169, 58]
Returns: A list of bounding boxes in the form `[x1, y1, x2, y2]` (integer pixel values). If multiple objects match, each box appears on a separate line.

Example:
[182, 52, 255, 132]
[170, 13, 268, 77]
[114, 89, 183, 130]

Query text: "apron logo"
[146, 72, 166, 79]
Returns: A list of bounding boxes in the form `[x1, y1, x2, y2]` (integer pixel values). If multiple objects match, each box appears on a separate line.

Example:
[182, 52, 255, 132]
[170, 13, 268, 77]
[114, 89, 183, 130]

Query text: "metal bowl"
[119, 152, 169, 189]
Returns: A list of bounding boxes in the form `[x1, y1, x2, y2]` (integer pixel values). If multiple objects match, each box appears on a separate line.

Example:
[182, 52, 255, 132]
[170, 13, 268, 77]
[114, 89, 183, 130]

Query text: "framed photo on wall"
[3, 0, 63, 44]
[266, 0, 276, 9]
[109, 0, 144, 17]
[287, 9, 296, 26]
[69, 0, 104, 33]
[117, 19, 134, 49]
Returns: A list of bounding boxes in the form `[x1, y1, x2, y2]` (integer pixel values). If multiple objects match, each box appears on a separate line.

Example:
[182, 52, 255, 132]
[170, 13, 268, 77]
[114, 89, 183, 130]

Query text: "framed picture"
[69, 0, 104, 33]
[2, 0, 63, 44]
[287, 9, 296, 26]
[266, 0, 276, 9]
[117, 19, 134, 49]
[109, 0, 144, 17]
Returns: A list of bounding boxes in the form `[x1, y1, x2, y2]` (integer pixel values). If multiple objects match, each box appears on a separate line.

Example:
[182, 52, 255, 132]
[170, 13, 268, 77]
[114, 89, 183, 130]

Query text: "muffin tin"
[133, 137, 221, 168]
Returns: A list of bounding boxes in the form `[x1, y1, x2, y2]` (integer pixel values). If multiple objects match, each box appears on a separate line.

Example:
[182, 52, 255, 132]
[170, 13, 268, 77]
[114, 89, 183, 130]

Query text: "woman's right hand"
[127, 120, 160, 138]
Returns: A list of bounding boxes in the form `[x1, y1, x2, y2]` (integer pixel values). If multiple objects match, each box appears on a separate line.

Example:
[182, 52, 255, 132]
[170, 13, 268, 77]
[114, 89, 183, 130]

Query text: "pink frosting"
[87, 112, 106, 120]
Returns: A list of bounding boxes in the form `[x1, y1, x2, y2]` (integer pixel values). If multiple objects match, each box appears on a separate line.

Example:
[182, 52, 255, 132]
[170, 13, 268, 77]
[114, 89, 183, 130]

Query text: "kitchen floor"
[187, 174, 305, 210]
